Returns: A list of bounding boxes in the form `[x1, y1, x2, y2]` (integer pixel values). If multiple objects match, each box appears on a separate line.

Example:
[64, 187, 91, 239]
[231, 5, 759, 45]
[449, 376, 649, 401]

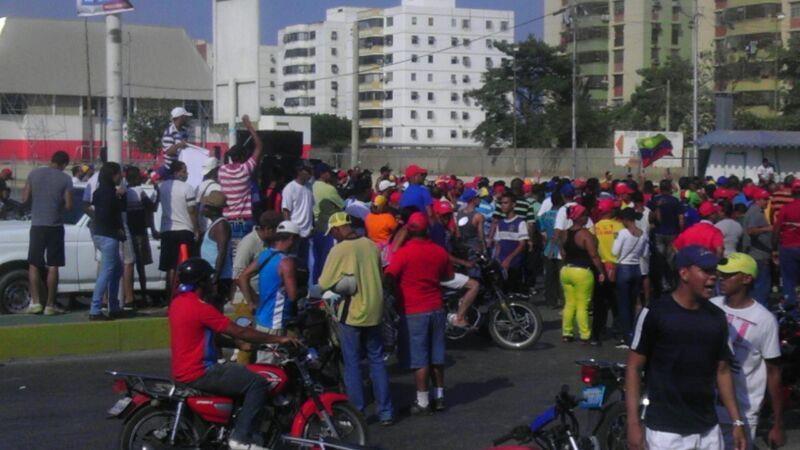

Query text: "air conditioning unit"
[601, 14, 611, 22]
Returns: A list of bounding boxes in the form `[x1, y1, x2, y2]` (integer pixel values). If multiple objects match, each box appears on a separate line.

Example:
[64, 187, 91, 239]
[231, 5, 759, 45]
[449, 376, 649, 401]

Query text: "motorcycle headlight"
[305, 347, 321, 368]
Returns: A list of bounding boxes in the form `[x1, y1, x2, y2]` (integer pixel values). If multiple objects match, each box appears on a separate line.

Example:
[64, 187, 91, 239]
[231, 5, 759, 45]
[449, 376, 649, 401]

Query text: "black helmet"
[177, 258, 214, 285]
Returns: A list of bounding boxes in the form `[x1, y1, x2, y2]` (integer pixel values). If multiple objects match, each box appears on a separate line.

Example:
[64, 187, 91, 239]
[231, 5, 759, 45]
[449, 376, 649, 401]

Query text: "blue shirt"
[255, 248, 294, 329]
[429, 222, 449, 251]
[495, 216, 528, 268]
[539, 209, 560, 259]
[399, 184, 432, 213]
[732, 192, 751, 208]
[648, 194, 682, 235]
[683, 205, 700, 228]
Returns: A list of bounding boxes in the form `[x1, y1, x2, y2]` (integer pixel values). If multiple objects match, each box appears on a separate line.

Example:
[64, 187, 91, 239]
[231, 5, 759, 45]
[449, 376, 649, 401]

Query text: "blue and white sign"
[77, 0, 134, 17]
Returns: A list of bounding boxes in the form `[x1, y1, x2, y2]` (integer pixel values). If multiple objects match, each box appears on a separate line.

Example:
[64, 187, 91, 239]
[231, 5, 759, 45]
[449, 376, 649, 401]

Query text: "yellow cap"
[326, 211, 351, 235]
[478, 187, 490, 198]
[717, 252, 758, 278]
[373, 195, 387, 207]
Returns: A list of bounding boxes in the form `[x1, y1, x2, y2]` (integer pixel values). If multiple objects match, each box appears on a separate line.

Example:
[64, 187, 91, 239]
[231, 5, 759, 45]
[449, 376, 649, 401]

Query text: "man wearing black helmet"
[169, 258, 299, 450]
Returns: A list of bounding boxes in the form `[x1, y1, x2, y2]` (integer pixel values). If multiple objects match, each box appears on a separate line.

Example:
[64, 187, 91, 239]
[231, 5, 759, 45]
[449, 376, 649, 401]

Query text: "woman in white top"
[612, 207, 650, 348]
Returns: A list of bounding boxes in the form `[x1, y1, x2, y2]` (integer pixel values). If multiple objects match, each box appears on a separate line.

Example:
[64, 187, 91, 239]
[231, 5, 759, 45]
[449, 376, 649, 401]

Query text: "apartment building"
[275, 0, 514, 147]
[543, 0, 716, 106]
[259, 45, 280, 110]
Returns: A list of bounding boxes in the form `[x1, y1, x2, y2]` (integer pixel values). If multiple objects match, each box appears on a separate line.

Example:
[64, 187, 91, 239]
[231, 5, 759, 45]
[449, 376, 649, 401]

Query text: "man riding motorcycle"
[168, 258, 299, 450]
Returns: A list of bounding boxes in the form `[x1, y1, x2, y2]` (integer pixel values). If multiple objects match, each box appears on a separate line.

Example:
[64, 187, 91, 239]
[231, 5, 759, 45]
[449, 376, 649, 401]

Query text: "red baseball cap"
[405, 164, 427, 179]
[698, 201, 721, 218]
[389, 191, 402, 204]
[406, 212, 429, 232]
[750, 188, 770, 200]
[433, 200, 454, 215]
[615, 183, 634, 196]
[573, 178, 587, 189]
[712, 187, 736, 200]
[597, 198, 617, 215]
[567, 204, 587, 221]
[0, 168, 12, 179]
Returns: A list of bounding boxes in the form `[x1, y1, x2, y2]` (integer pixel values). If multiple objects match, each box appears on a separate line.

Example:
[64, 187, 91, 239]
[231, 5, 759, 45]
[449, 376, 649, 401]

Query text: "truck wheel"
[0, 269, 31, 314]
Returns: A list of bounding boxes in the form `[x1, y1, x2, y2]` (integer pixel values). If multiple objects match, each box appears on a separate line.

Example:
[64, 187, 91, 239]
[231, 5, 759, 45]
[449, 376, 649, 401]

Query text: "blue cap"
[716, 176, 728, 186]
[560, 183, 576, 197]
[314, 162, 332, 178]
[675, 245, 720, 270]
[546, 181, 557, 192]
[459, 189, 478, 203]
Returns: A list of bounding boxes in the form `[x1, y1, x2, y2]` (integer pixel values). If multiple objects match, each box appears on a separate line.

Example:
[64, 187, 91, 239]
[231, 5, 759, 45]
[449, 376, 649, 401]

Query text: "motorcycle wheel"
[119, 405, 204, 450]
[488, 300, 543, 350]
[595, 401, 628, 450]
[302, 401, 368, 446]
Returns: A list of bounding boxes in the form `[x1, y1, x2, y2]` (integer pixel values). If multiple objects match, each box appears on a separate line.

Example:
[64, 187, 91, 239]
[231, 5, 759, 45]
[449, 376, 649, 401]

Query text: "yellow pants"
[560, 265, 594, 340]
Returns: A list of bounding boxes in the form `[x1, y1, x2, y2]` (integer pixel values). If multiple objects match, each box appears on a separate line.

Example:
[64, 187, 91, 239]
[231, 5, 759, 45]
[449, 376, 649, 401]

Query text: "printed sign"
[613, 131, 684, 168]
[77, 0, 134, 17]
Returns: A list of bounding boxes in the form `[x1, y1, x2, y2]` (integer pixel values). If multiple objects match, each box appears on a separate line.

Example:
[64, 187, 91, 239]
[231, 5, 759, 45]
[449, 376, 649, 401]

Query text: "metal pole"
[350, 22, 360, 169]
[691, 0, 699, 176]
[106, 14, 123, 164]
[665, 79, 670, 132]
[571, 4, 578, 180]
[513, 68, 518, 174]
[126, 31, 132, 161]
[84, 19, 94, 162]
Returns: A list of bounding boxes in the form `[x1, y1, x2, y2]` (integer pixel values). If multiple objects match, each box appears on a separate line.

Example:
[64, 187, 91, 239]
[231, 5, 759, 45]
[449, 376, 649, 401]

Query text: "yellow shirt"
[595, 218, 623, 263]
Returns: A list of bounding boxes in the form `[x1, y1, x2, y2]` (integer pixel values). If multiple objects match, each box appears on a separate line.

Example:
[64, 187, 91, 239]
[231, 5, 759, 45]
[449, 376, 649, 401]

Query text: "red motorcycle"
[106, 345, 368, 450]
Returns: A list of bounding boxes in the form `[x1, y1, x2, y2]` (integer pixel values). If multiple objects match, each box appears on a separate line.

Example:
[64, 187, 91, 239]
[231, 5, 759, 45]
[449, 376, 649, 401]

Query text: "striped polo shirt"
[219, 156, 257, 220]
[161, 123, 189, 169]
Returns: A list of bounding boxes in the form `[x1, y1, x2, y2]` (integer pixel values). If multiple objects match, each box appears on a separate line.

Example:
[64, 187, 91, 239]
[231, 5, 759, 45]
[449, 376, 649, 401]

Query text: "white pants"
[255, 325, 285, 364]
[720, 421, 757, 450]
[646, 425, 722, 450]
[440, 272, 469, 290]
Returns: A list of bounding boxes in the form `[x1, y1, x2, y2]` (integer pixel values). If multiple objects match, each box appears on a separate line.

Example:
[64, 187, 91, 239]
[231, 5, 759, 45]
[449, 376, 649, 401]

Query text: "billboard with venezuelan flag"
[613, 131, 684, 168]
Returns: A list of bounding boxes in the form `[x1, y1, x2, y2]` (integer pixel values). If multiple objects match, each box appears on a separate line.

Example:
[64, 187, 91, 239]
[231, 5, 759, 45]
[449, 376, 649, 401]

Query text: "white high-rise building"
[274, 0, 514, 147]
[259, 45, 280, 110]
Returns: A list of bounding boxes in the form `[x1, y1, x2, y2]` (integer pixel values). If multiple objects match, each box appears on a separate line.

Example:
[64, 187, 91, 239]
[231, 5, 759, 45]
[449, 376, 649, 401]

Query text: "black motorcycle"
[444, 253, 543, 350]
[769, 303, 800, 411]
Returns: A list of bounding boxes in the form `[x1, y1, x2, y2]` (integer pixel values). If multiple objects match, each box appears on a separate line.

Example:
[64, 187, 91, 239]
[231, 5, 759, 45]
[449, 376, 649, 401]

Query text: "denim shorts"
[398, 309, 446, 369]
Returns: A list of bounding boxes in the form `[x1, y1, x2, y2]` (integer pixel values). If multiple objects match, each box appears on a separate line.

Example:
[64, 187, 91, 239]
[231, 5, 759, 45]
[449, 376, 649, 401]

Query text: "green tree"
[310, 114, 352, 150]
[466, 37, 611, 148]
[127, 108, 169, 155]
[778, 34, 800, 115]
[261, 106, 286, 115]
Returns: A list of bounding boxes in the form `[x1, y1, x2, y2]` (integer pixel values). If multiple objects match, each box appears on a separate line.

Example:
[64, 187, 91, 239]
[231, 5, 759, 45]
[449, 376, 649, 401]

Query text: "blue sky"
[0, 0, 543, 44]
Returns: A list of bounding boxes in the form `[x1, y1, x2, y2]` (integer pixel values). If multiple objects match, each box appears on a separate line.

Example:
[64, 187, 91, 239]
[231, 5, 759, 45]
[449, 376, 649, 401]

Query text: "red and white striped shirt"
[219, 157, 256, 220]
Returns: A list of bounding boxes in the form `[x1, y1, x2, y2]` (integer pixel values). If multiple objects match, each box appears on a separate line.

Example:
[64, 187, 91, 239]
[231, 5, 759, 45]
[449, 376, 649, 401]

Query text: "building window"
[411, 16, 417, 25]
[486, 20, 493, 30]
[412, 35, 419, 45]
[385, 72, 393, 83]
[500, 21, 509, 31]
[462, 111, 470, 120]
[451, 111, 457, 120]
[411, 54, 419, 63]
[614, 74, 623, 88]
[462, 74, 471, 83]
[451, 74, 457, 84]
[384, 108, 393, 118]
[385, 127, 393, 137]
[270, 81, 275, 87]
[411, 72, 417, 81]
[462, 129, 469, 139]
[411, 110, 418, 119]
[428, 36, 435, 45]
[613, 0, 624, 17]
[451, 56, 458, 64]
[462, 19, 470, 29]
[486, 57, 494, 69]
[331, 81, 338, 89]
[614, 49, 624, 66]
[451, 129, 458, 138]
[385, 90, 393, 100]
[671, 24, 681, 46]
[451, 37, 458, 47]
[451, 92, 459, 101]
[331, 64, 339, 74]
[463, 38, 471, 47]
[385, 35, 393, 46]
[427, 54, 433, 63]
[427, 92, 435, 101]
[792, 3, 800, 18]
[411, 129, 418, 139]
[427, 129, 434, 138]
[331, 31, 338, 40]
[463, 96, 471, 106]
[331, 48, 338, 56]
[269, 95, 275, 101]
[486, 39, 493, 48]
[463, 56, 471, 67]
[614, 26, 624, 47]
[331, 98, 338, 107]
[270, 68, 275, 74]
[428, 17, 434, 26]
[427, 73, 434, 82]
[411, 91, 419, 100]
[427, 110, 434, 119]
[451, 17, 457, 27]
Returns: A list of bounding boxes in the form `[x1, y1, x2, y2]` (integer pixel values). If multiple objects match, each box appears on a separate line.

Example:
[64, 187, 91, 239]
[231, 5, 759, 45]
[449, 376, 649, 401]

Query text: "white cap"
[378, 179, 396, 192]
[170, 107, 193, 119]
[276, 220, 300, 236]
[201, 157, 220, 176]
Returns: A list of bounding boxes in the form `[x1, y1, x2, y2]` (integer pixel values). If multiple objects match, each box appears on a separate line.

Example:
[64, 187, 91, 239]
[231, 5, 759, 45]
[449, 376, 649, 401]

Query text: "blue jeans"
[338, 323, 394, 421]
[91, 235, 122, 315]
[310, 232, 335, 285]
[398, 310, 446, 369]
[780, 247, 800, 306]
[615, 264, 642, 343]
[753, 259, 772, 307]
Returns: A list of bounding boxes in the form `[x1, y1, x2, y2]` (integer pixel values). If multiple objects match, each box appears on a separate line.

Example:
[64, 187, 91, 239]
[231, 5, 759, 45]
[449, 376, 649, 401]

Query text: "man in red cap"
[673, 201, 724, 257]
[615, 183, 635, 208]
[743, 188, 773, 306]
[773, 179, 800, 308]
[399, 165, 432, 216]
[385, 212, 455, 414]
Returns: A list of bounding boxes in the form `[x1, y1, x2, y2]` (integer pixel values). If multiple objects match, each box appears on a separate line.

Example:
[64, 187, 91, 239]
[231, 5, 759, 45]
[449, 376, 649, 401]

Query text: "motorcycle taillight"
[112, 379, 128, 394]
[581, 365, 599, 385]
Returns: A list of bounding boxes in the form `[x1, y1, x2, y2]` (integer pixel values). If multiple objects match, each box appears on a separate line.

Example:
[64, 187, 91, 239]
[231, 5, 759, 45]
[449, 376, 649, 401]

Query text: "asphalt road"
[1, 305, 799, 450]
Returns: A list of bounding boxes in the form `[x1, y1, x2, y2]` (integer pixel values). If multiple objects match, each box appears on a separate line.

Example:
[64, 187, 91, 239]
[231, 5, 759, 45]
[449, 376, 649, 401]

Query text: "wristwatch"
[732, 419, 745, 427]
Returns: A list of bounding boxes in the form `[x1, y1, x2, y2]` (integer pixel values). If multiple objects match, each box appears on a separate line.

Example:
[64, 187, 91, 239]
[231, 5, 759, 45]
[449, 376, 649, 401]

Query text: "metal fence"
[311, 147, 697, 180]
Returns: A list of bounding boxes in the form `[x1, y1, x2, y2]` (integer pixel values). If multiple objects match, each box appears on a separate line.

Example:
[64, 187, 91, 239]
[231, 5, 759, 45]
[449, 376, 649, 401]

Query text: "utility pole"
[665, 79, 671, 132]
[350, 22, 360, 169]
[106, 13, 123, 164]
[571, 3, 578, 180]
[513, 67, 518, 174]
[691, 0, 699, 176]
[84, 19, 95, 162]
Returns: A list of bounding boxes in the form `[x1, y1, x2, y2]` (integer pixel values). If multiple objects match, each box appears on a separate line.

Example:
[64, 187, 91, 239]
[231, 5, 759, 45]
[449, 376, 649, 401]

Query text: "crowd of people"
[14, 104, 800, 449]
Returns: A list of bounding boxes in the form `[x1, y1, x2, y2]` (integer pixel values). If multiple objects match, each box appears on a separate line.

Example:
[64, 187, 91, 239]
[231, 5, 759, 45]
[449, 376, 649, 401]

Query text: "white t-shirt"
[756, 164, 775, 183]
[554, 202, 595, 231]
[158, 179, 197, 233]
[537, 196, 553, 217]
[710, 297, 781, 424]
[715, 218, 743, 257]
[281, 180, 314, 238]
[612, 228, 650, 265]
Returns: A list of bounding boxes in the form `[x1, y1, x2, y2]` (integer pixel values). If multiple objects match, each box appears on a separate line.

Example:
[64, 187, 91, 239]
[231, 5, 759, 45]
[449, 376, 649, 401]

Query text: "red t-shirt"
[168, 292, 231, 383]
[673, 221, 724, 253]
[775, 198, 800, 248]
[385, 238, 454, 315]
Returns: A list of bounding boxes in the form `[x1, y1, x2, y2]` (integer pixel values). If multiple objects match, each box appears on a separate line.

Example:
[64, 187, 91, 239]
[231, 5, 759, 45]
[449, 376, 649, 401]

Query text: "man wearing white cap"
[160, 107, 193, 175]
[377, 179, 397, 197]
[196, 157, 221, 236]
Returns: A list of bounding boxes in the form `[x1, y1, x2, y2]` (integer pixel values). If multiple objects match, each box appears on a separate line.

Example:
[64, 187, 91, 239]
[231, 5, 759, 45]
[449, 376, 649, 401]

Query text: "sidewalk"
[0, 307, 170, 361]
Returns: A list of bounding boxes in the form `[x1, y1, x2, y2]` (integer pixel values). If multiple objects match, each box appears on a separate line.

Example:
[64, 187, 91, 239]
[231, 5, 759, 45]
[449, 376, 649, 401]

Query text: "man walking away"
[386, 212, 454, 415]
[125, 168, 157, 305]
[158, 161, 199, 297]
[774, 179, 800, 308]
[742, 188, 773, 307]
[22, 151, 73, 314]
[712, 253, 784, 450]
[625, 245, 746, 450]
[318, 212, 394, 425]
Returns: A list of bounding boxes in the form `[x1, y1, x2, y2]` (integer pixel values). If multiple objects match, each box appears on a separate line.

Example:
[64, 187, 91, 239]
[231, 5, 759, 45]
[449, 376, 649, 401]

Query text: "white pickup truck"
[0, 185, 166, 313]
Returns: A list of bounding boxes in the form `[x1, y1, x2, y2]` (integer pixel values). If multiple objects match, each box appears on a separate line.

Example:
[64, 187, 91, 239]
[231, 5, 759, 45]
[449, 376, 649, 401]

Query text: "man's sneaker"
[227, 439, 250, 450]
[432, 397, 446, 412]
[43, 306, 65, 316]
[615, 340, 630, 350]
[25, 303, 43, 314]
[88, 313, 112, 321]
[409, 402, 432, 416]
